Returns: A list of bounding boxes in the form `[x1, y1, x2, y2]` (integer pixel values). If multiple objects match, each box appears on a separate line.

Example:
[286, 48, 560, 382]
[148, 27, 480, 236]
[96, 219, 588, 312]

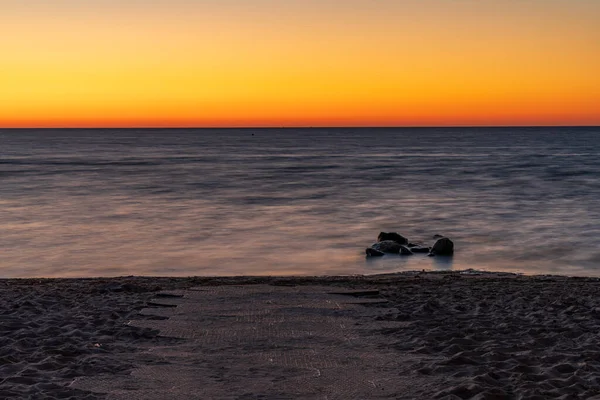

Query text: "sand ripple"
[0, 277, 190, 399]
[375, 274, 600, 399]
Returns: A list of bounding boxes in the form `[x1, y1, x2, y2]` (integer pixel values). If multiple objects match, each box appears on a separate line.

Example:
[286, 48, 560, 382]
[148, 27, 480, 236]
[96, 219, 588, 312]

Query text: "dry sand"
[2, 272, 600, 399]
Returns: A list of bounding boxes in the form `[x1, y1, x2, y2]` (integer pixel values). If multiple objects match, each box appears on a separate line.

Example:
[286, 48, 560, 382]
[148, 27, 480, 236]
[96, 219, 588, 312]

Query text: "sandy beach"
[2, 272, 600, 399]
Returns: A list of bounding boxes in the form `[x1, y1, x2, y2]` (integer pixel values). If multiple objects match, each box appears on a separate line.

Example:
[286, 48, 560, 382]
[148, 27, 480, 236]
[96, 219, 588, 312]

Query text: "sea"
[1, 127, 599, 278]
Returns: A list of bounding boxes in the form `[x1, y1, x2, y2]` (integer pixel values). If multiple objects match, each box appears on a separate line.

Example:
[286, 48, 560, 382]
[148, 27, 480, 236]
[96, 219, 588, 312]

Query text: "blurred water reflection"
[1, 127, 599, 278]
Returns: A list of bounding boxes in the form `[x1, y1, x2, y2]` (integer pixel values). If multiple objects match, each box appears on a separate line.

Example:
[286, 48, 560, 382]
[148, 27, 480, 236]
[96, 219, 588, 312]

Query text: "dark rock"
[377, 232, 408, 245]
[371, 240, 403, 254]
[410, 246, 431, 253]
[365, 248, 385, 257]
[430, 237, 454, 256]
[366, 241, 414, 257]
[399, 245, 413, 255]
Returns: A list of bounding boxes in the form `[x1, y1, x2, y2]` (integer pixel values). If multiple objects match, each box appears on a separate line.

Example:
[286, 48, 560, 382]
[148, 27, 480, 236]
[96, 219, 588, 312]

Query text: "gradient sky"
[1, 0, 599, 127]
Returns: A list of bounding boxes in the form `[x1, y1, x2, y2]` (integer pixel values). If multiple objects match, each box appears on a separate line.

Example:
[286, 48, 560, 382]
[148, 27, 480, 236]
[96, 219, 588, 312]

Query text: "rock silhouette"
[429, 237, 454, 256]
[377, 232, 408, 245]
[366, 232, 453, 258]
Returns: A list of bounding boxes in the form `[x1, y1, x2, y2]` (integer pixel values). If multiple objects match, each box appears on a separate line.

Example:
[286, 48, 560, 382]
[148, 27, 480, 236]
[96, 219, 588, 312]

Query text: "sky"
[0, 0, 599, 127]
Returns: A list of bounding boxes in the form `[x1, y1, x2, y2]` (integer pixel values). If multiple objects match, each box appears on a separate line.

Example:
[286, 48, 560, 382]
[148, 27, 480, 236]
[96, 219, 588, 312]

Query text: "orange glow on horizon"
[1, 1, 599, 128]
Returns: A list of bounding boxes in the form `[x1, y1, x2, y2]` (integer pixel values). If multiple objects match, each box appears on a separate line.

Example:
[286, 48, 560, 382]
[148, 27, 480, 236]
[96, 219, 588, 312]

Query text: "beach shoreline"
[2, 271, 600, 399]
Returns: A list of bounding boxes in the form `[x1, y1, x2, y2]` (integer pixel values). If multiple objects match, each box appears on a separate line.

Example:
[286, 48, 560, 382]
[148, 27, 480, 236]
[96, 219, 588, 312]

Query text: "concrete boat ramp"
[73, 285, 438, 399]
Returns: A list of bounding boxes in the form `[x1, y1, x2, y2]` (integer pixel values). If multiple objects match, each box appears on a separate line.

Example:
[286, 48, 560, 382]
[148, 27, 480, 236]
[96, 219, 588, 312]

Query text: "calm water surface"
[1, 127, 599, 278]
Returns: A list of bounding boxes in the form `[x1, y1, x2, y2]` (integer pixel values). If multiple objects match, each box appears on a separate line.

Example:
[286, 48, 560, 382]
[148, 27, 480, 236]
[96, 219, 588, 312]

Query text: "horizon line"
[0, 124, 598, 130]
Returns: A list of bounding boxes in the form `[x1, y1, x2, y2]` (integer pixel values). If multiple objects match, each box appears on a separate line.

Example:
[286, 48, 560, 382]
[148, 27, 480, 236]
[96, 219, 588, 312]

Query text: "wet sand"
[2, 272, 600, 399]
